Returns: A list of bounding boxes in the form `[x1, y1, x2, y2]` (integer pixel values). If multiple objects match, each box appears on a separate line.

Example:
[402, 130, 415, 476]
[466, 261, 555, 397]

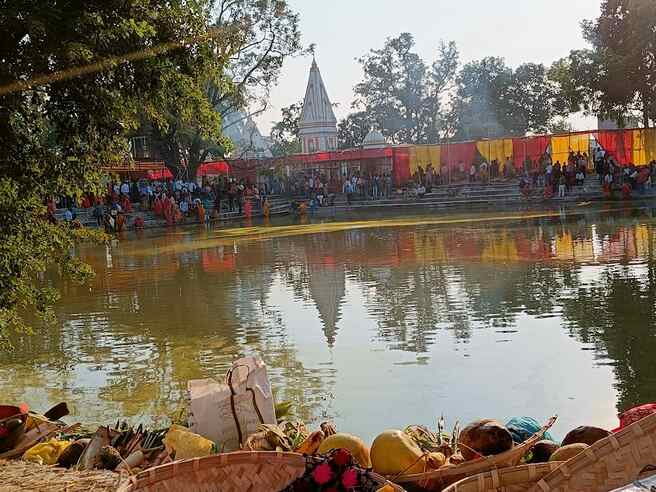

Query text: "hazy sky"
[254, 0, 602, 134]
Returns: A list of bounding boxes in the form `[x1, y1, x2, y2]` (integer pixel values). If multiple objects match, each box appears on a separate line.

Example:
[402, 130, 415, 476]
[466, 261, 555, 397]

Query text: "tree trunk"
[642, 89, 651, 128]
[643, 109, 650, 129]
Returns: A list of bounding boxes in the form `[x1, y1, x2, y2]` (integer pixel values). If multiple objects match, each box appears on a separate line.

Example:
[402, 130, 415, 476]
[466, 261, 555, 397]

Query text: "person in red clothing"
[244, 197, 252, 218]
[195, 199, 205, 223]
[163, 195, 174, 225]
[133, 215, 145, 229]
[120, 193, 132, 213]
[153, 196, 163, 216]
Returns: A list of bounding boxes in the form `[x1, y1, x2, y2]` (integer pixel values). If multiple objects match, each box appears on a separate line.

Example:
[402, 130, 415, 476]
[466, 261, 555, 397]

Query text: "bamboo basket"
[392, 416, 557, 492]
[441, 463, 564, 492]
[0, 459, 121, 492]
[527, 411, 656, 492]
[117, 451, 406, 492]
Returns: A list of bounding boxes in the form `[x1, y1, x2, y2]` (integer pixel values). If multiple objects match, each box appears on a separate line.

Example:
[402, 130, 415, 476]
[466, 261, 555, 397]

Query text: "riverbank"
[55, 176, 656, 232]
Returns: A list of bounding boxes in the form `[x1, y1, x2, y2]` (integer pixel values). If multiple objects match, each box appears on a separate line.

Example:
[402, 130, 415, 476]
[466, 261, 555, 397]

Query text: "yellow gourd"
[371, 429, 436, 476]
[317, 433, 371, 468]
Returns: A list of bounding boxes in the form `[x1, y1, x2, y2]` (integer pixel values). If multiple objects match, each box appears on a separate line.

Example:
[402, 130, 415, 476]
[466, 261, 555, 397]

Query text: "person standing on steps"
[558, 175, 566, 198]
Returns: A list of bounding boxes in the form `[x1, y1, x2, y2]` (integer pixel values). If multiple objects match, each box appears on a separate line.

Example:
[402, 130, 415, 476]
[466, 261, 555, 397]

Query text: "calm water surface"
[3, 205, 656, 441]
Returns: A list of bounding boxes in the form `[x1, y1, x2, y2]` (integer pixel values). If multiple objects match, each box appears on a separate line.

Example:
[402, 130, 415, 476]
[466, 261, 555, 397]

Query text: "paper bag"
[187, 356, 276, 451]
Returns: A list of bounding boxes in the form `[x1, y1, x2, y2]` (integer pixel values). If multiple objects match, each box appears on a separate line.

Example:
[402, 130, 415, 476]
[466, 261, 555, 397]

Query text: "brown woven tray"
[117, 451, 406, 492]
[0, 459, 121, 492]
[527, 411, 656, 492]
[442, 462, 563, 492]
[391, 416, 557, 492]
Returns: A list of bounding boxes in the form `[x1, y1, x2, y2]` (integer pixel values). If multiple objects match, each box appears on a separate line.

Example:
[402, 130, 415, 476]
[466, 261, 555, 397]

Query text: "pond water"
[2, 205, 656, 442]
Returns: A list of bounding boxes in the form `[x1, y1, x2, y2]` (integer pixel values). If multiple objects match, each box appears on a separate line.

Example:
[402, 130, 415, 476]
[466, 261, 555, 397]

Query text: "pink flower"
[332, 448, 352, 466]
[312, 463, 334, 485]
[342, 468, 359, 489]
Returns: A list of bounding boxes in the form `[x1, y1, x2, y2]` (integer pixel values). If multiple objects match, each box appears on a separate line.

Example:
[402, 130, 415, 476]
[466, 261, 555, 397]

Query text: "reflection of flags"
[572, 239, 594, 262]
[554, 232, 574, 260]
[481, 233, 519, 262]
[444, 231, 480, 259]
[201, 249, 236, 273]
[635, 225, 651, 258]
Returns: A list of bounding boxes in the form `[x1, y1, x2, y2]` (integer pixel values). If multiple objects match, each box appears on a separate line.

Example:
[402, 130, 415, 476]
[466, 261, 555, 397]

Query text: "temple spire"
[298, 54, 337, 153]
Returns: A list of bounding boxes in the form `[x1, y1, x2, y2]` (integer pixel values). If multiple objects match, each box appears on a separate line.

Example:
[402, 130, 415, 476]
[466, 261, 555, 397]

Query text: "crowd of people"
[44, 149, 656, 232]
[46, 175, 275, 232]
[405, 148, 656, 202]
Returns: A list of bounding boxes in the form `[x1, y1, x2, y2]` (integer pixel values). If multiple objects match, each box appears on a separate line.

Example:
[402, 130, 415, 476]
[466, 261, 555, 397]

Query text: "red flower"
[312, 463, 334, 485]
[332, 448, 352, 467]
[342, 468, 359, 489]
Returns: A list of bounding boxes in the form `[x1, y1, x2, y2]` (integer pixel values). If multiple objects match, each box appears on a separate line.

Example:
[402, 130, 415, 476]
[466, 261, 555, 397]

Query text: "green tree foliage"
[150, 0, 302, 177]
[0, 0, 229, 348]
[451, 58, 567, 140]
[338, 111, 374, 149]
[270, 102, 302, 156]
[352, 34, 459, 144]
[550, 0, 656, 127]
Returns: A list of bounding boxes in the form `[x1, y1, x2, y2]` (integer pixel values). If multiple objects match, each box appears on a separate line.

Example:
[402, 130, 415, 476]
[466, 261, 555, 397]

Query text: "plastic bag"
[188, 356, 276, 451]
[162, 424, 213, 461]
[506, 417, 556, 444]
[22, 439, 71, 465]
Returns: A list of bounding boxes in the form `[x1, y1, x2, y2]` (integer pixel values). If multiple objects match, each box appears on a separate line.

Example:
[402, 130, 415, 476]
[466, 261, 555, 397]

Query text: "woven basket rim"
[442, 462, 564, 492]
[529, 411, 656, 492]
[393, 415, 558, 483]
[117, 450, 405, 492]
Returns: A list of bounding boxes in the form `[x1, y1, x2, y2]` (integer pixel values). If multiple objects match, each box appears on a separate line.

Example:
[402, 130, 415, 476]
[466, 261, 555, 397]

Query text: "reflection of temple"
[308, 262, 346, 347]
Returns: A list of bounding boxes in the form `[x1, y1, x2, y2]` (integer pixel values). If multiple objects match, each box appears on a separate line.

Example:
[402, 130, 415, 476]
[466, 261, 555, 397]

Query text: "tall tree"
[0, 0, 230, 348]
[351, 34, 459, 144]
[551, 0, 656, 127]
[588, 0, 656, 127]
[150, 0, 303, 177]
[270, 102, 302, 156]
[337, 111, 374, 149]
[450, 57, 512, 140]
[451, 58, 567, 140]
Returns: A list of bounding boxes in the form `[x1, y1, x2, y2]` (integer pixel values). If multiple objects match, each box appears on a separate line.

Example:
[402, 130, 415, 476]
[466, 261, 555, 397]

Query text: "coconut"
[98, 446, 122, 470]
[549, 443, 588, 462]
[561, 426, 610, 446]
[528, 440, 559, 463]
[57, 439, 90, 468]
[458, 419, 514, 460]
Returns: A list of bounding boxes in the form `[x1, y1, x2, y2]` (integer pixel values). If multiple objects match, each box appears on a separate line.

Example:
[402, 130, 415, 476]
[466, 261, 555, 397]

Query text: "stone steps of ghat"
[59, 201, 291, 228]
[323, 185, 656, 212]
[54, 197, 289, 220]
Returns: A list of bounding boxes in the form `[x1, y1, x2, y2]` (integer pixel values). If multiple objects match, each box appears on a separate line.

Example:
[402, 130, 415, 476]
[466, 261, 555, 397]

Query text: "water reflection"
[2, 207, 656, 439]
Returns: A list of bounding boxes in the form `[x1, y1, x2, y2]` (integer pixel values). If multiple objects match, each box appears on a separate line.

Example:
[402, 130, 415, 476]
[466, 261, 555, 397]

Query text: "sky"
[254, 0, 602, 135]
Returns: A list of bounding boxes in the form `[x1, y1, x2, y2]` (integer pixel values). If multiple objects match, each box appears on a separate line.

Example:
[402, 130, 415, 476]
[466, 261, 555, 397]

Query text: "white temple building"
[298, 58, 338, 154]
[222, 109, 273, 159]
